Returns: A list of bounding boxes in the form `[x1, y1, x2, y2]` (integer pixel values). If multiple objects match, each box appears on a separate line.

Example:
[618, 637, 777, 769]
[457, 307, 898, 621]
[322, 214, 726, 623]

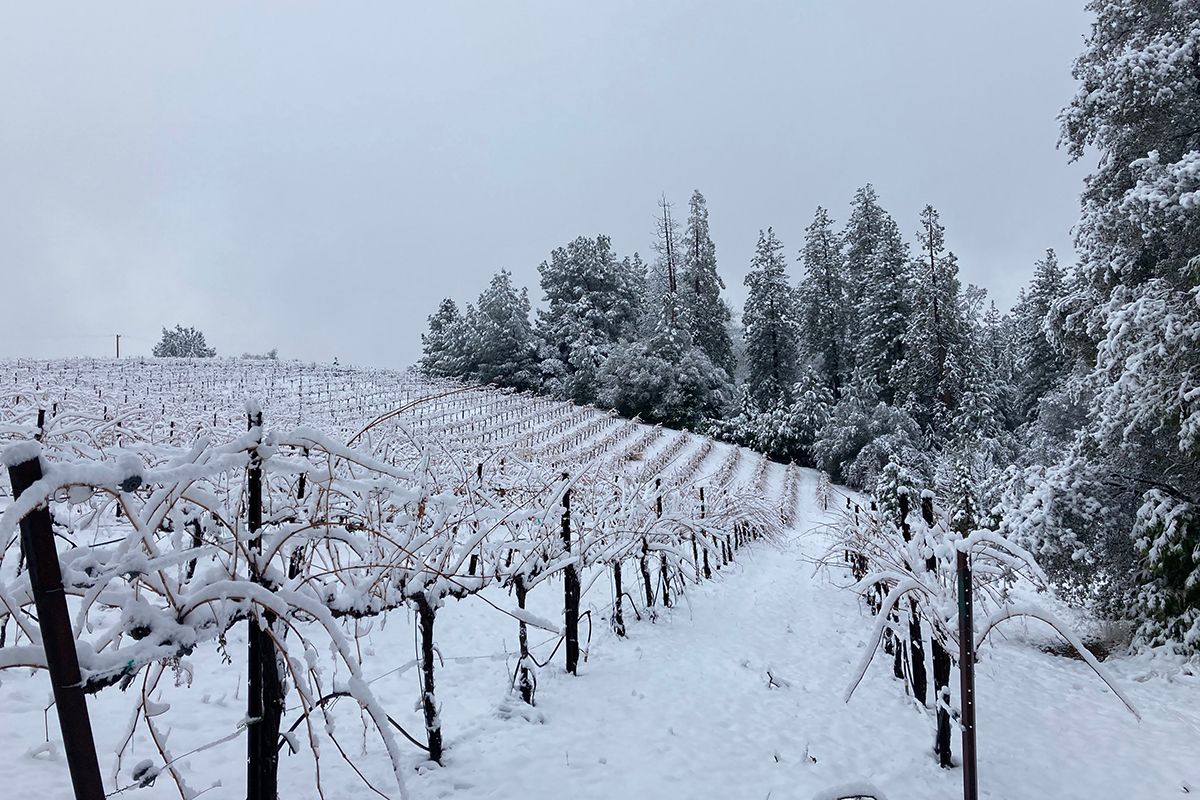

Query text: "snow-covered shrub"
[152, 325, 216, 358]
[814, 391, 926, 489]
[1131, 490, 1200, 650]
[598, 334, 732, 429]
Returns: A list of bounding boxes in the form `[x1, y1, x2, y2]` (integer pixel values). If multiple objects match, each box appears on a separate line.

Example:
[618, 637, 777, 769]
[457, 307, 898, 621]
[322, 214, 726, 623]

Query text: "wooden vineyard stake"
[245, 408, 284, 800]
[6, 448, 105, 800]
[923, 494, 953, 769]
[562, 472, 580, 674]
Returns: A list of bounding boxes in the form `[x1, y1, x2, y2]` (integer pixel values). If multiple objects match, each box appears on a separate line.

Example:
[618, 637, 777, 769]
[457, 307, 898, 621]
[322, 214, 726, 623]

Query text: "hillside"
[0, 358, 1195, 799]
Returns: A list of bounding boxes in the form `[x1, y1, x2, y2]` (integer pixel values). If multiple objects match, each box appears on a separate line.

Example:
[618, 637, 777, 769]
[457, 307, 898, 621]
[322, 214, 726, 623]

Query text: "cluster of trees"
[421, 192, 735, 428]
[420, 185, 1039, 488]
[151, 325, 278, 361]
[998, 0, 1200, 652]
[422, 0, 1200, 652]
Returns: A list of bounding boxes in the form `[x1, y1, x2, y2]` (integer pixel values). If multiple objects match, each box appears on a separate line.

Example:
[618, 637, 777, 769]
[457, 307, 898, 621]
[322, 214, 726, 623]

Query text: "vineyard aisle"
[410, 470, 1198, 800]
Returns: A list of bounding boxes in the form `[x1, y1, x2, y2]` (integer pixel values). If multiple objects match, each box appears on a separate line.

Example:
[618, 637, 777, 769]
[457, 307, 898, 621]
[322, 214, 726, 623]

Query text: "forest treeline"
[422, 0, 1199, 653]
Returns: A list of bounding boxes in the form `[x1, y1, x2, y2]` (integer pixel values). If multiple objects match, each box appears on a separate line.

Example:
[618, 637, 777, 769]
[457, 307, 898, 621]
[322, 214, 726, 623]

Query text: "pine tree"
[599, 328, 732, 428]
[797, 206, 846, 395]
[606, 194, 735, 425]
[1013, 249, 1069, 421]
[813, 384, 927, 489]
[420, 299, 469, 378]
[742, 228, 802, 407]
[679, 190, 735, 377]
[854, 214, 911, 404]
[470, 271, 539, 391]
[643, 195, 684, 335]
[842, 184, 891, 375]
[897, 205, 970, 431]
[1001, 0, 1200, 648]
[980, 300, 1020, 431]
[536, 235, 644, 403]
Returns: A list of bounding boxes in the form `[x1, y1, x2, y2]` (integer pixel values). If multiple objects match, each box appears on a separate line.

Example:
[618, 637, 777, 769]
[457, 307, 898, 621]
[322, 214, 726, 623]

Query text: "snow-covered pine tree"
[841, 184, 891, 376]
[602, 195, 734, 426]
[896, 205, 971, 433]
[778, 366, 836, 465]
[813, 383, 928, 490]
[470, 270, 540, 391]
[420, 299, 470, 378]
[742, 228, 802, 407]
[854, 214, 912, 404]
[680, 190, 736, 377]
[979, 300, 1020, 432]
[1001, 0, 1200, 648]
[643, 195, 684, 335]
[536, 235, 644, 404]
[797, 206, 847, 396]
[709, 384, 760, 450]
[1013, 249, 1070, 422]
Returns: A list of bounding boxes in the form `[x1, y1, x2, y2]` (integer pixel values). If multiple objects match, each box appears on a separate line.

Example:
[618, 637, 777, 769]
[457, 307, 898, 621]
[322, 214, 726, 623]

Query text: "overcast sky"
[0, 1, 1092, 368]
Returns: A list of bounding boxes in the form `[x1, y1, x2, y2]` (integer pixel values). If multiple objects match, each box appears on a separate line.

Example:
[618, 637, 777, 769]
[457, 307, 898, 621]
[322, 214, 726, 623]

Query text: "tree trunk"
[898, 491, 928, 705]
[922, 494, 952, 769]
[659, 553, 672, 608]
[612, 562, 626, 637]
[561, 479, 579, 674]
[640, 538, 654, 608]
[414, 594, 443, 763]
[909, 600, 928, 706]
[515, 576, 534, 704]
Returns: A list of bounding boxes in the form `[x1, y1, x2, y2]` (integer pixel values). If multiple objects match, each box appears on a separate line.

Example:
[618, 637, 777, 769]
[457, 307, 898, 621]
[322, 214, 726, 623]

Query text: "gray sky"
[0, 1, 1090, 368]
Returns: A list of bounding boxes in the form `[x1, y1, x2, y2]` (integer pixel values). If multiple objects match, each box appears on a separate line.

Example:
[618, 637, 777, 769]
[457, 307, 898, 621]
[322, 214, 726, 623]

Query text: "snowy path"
[411, 471, 1197, 800]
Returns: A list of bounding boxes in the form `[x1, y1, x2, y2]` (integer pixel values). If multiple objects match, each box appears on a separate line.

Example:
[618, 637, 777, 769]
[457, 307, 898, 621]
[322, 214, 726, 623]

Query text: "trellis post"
[562, 472, 580, 674]
[6, 446, 105, 800]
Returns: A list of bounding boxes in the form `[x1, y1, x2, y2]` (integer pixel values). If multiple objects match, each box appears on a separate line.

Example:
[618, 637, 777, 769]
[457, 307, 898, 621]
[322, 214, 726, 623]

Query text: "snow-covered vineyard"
[0, 357, 1196, 800]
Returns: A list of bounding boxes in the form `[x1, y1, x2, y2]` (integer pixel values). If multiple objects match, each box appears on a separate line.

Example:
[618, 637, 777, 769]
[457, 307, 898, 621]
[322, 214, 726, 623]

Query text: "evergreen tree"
[842, 184, 891, 374]
[420, 299, 469, 378]
[536, 235, 644, 403]
[896, 205, 970, 431]
[854, 215, 911, 404]
[604, 196, 735, 425]
[709, 367, 832, 465]
[797, 206, 846, 395]
[153, 325, 217, 358]
[470, 270, 539, 390]
[742, 228, 802, 407]
[980, 300, 1020, 431]
[813, 384, 928, 489]
[1013, 249, 1070, 421]
[643, 195, 683, 335]
[1002, 0, 1200, 648]
[599, 327, 732, 429]
[679, 190, 735, 377]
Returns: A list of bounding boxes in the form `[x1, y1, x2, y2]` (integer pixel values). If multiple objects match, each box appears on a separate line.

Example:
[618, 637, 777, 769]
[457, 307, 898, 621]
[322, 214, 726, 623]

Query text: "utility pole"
[115, 334, 121, 359]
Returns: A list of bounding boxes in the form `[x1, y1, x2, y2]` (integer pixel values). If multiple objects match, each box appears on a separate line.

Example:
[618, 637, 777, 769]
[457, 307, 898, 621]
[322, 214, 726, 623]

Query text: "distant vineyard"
[0, 357, 800, 799]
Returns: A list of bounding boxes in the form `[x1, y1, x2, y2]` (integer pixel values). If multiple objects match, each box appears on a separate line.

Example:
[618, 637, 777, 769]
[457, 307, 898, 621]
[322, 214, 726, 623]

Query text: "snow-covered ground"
[1, 468, 1196, 799]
